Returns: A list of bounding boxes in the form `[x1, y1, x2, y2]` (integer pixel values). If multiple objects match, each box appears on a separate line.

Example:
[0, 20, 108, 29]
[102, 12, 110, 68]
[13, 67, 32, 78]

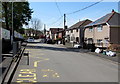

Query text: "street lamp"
[11, 1, 13, 44]
[11, 1, 15, 56]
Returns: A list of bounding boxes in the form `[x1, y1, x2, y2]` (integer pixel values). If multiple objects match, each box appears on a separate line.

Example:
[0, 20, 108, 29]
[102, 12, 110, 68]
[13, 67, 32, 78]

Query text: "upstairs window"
[97, 25, 103, 32]
[89, 27, 93, 32]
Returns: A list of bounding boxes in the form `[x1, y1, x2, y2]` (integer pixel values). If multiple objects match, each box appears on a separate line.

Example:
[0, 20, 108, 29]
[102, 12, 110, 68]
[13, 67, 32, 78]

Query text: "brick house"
[49, 28, 63, 40]
[56, 30, 64, 40]
[65, 19, 92, 45]
[84, 10, 120, 48]
[24, 28, 43, 38]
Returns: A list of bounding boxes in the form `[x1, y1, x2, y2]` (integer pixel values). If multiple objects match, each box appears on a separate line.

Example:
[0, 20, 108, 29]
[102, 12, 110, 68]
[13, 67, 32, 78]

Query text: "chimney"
[112, 9, 115, 13]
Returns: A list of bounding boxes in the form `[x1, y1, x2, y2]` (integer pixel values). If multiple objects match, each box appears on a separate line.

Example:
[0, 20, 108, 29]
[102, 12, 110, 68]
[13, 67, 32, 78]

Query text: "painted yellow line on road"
[33, 58, 50, 67]
[18, 73, 36, 78]
[16, 69, 37, 83]
[45, 58, 49, 60]
[43, 75, 48, 77]
[25, 49, 30, 51]
[20, 69, 36, 72]
[34, 61, 40, 67]
[41, 69, 60, 78]
[41, 69, 53, 72]
[53, 73, 60, 78]
[39, 53, 44, 55]
[16, 78, 37, 83]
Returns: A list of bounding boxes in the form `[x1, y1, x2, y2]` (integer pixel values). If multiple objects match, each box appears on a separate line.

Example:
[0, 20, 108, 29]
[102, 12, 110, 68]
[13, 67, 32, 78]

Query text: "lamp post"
[11, 1, 15, 56]
[11, 1, 13, 44]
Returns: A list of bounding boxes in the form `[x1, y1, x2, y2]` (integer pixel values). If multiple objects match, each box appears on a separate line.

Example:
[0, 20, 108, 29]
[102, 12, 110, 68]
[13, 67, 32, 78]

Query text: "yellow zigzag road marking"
[16, 69, 37, 83]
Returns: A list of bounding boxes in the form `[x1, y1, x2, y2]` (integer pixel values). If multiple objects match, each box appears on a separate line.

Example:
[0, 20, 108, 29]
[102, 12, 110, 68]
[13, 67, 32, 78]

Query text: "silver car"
[27, 37, 34, 42]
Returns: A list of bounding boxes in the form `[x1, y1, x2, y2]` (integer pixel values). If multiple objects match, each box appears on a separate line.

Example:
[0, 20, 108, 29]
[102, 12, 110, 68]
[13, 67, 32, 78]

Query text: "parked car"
[27, 37, 34, 42]
[46, 39, 53, 44]
[73, 44, 82, 49]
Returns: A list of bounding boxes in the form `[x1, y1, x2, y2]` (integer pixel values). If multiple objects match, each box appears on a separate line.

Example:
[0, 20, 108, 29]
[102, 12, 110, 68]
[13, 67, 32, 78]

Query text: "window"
[76, 29, 78, 32]
[88, 38, 93, 44]
[71, 30, 73, 33]
[89, 27, 93, 32]
[71, 35, 75, 41]
[97, 25, 103, 32]
[66, 35, 70, 42]
[76, 37, 79, 42]
[97, 39, 102, 46]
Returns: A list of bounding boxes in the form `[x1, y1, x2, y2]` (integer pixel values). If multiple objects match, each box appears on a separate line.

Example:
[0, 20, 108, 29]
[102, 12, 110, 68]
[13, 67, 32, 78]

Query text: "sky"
[28, 1, 119, 30]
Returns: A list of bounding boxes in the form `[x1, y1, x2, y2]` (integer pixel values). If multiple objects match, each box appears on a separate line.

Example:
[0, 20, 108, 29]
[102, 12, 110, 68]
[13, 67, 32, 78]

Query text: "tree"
[13, 2, 33, 31]
[2, 2, 33, 32]
[18, 28, 25, 34]
[31, 18, 42, 37]
[0, 2, 2, 27]
[2, 2, 12, 30]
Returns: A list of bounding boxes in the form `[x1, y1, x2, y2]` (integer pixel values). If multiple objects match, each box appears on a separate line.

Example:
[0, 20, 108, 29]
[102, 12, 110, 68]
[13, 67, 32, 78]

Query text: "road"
[12, 43, 118, 83]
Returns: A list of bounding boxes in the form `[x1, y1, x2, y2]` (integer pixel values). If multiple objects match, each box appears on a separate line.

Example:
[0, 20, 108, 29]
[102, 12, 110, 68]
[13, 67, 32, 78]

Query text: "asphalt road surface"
[12, 43, 118, 83]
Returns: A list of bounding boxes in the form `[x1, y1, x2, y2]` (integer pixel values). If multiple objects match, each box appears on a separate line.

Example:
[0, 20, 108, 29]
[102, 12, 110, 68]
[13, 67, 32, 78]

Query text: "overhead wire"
[47, 0, 103, 26]
[47, 0, 63, 26]
[56, 19, 63, 26]
[66, 0, 104, 15]
[48, 15, 63, 25]
[55, 0, 63, 16]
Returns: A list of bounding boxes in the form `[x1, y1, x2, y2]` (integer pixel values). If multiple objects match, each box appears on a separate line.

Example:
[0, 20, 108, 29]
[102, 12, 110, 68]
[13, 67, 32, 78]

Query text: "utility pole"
[44, 24, 46, 35]
[44, 24, 46, 42]
[11, 2, 14, 44]
[63, 14, 66, 45]
[64, 14, 66, 29]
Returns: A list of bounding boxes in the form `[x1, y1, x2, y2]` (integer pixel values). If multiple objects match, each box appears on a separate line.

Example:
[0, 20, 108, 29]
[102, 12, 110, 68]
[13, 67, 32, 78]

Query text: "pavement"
[0, 52, 13, 84]
[11, 43, 118, 83]
[0, 42, 27, 84]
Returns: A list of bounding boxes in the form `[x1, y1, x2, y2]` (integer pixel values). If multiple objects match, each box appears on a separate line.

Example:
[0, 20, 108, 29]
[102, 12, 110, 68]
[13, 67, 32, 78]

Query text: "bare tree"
[31, 18, 42, 37]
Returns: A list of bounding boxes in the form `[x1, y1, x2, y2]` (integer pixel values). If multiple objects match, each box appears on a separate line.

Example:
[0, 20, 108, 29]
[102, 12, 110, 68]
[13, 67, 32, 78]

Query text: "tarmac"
[56, 44, 120, 63]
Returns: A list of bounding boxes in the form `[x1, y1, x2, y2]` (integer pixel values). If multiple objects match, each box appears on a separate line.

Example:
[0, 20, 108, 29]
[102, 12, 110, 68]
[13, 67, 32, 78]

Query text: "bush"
[56, 37, 62, 41]
[108, 44, 120, 52]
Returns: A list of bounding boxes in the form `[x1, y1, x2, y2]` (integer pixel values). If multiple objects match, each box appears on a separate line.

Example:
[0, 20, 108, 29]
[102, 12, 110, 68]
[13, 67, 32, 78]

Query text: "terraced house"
[84, 10, 120, 48]
[65, 19, 92, 46]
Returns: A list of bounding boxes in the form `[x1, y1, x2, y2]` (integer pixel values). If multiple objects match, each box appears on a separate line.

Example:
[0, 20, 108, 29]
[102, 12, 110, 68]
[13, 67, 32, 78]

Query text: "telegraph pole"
[63, 14, 66, 45]
[64, 14, 66, 29]
[44, 24, 46, 42]
[44, 24, 46, 35]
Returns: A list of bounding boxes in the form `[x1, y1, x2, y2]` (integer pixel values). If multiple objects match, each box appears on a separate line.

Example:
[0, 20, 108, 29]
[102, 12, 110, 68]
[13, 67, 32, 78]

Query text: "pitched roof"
[49, 28, 63, 34]
[85, 11, 120, 27]
[57, 30, 64, 33]
[66, 19, 92, 30]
